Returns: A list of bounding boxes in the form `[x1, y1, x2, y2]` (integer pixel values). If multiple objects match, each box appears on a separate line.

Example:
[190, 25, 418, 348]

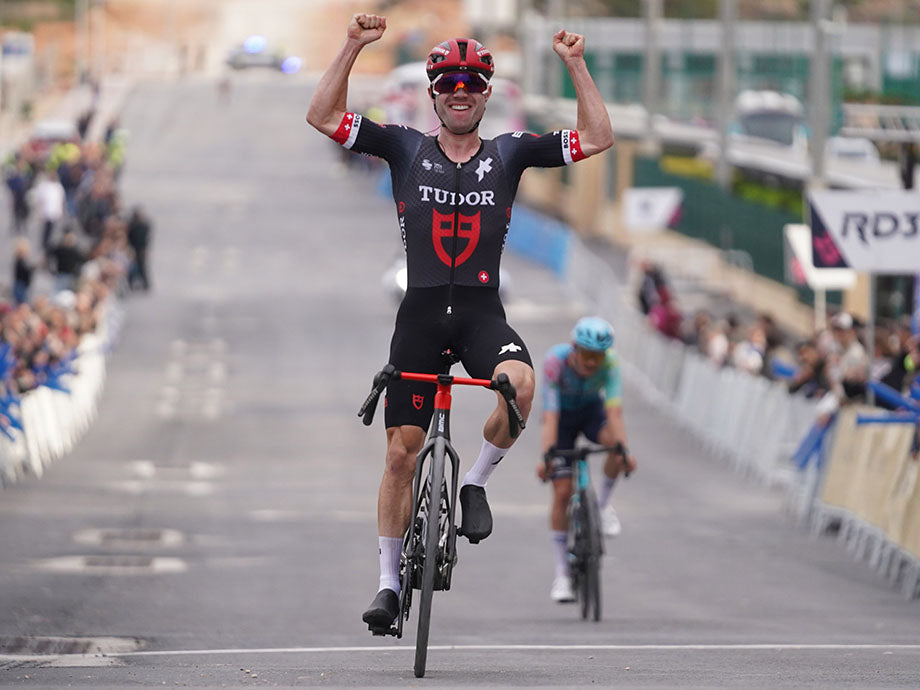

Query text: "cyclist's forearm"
[307, 39, 364, 136]
[606, 405, 628, 446]
[541, 410, 560, 452]
[565, 58, 614, 157]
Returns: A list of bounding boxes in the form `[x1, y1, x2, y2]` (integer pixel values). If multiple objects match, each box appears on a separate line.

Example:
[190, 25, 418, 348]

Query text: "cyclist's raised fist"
[348, 13, 387, 45]
[552, 29, 585, 61]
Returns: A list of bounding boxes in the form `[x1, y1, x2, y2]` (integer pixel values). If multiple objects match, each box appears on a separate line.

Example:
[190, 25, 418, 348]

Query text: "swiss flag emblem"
[478, 271, 490, 283]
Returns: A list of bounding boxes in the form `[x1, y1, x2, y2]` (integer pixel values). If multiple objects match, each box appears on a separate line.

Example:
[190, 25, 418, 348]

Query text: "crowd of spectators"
[635, 261, 920, 417]
[1, 109, 144, 414]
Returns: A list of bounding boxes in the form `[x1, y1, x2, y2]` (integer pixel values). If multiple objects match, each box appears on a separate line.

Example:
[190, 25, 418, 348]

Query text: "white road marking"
[189, 461, 223, 479]
[72, 528, 185, 548]
[130, 460, 157, 478]
[107, 479, 214, 496]
[208, 361, 227, 383]
[33, 556, 188, 575]
[165, 361, 184, 383]
[55, 643, 920, 658]
[0, 654, 126, 668]
[249, 509, 300, 522]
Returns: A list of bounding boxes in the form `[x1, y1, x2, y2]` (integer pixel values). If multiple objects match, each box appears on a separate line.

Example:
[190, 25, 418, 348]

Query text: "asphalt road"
[0, 73, 918, 688]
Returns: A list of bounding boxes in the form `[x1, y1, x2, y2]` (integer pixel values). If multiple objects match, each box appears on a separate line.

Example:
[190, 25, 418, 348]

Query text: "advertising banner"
[808, 190, 920, 273]
[623, 187, 683, 233]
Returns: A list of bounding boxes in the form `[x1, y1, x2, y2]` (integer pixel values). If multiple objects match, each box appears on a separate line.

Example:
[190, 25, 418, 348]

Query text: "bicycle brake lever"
[613, 441, 631, 478]
[494, 373, 526, 439]
[358, 364, 397, 426]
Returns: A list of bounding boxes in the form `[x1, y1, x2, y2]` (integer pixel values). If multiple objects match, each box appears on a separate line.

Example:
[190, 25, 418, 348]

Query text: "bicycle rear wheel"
[414, 440, 445, 678]
[580, 487, 603, 622]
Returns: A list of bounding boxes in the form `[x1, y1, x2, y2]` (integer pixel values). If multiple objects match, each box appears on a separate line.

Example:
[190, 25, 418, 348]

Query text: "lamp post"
[75, 0, 89, 84]
[642, 0, 662, 153]
[715, 0, 736, 190]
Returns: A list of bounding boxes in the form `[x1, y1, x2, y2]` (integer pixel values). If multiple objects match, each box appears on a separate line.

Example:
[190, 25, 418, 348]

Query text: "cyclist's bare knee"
[385, 426, 425, 481]
[552, 476, 573, 504]
[494, 360, 534, 418]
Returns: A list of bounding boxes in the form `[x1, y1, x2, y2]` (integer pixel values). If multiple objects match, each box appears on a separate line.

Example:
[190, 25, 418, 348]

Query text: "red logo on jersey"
[412, 394, 424, 410]
[478, 270, 489, 283]
[432, 210, 480, 267]
[398, 201, 405, 214]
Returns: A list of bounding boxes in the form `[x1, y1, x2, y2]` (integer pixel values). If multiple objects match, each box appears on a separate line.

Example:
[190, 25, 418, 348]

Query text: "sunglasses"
[430, 71, 490, 96]
[574, 346, 605, 362]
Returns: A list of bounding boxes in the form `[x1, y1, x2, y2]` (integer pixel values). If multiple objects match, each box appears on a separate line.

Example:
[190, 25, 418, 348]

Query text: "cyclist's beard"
[433, 102, 482, 135]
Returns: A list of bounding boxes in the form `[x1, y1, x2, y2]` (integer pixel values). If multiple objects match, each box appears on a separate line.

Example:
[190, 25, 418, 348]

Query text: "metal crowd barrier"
[0, 300, 121, 488]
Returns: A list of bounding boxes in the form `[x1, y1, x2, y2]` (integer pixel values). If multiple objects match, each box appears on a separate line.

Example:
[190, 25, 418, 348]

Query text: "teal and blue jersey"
[541, 343, 622, 413]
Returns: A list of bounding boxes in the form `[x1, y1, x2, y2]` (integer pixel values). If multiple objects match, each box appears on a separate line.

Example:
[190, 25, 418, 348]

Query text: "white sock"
[597, 475, 617, 509]
[552, 530, 569, 578]
[462, 439, 507, 487]
[378, 536, 402, 595]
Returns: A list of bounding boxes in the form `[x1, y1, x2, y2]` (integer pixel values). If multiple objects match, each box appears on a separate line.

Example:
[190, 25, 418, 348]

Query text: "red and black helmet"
[425, 38, 494, 82]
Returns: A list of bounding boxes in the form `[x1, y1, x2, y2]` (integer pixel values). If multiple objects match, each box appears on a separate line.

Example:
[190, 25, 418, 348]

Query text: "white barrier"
[0, 301, 119, 488]
[564, 237, 819, 488]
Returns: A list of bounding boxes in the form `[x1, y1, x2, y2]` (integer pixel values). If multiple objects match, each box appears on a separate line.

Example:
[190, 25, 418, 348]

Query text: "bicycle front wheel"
[580, 487, 603, 622]
[414, 439, 446, 678]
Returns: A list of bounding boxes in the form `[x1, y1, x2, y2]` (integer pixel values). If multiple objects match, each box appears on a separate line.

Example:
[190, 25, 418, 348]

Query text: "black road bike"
[358, 352, 525, 678]
[545, 443, 628, 622]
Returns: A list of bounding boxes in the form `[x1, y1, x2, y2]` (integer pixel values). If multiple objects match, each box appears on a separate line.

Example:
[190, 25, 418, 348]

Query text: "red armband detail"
[331, 112, 358, 146]
[569, 130, 586, 162]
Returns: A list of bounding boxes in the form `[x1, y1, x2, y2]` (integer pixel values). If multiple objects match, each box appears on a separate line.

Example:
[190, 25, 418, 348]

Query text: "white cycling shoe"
[601, 504, 621, 537]
[550, 575, 576, 603]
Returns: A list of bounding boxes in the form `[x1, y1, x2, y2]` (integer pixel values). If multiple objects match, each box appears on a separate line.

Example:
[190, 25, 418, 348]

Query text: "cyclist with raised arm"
[307, 13, 614, 629]
[539, 316, 637, 603]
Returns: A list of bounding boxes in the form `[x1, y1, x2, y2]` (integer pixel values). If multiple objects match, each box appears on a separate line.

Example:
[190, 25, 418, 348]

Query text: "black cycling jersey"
[331, 113, 585, 292]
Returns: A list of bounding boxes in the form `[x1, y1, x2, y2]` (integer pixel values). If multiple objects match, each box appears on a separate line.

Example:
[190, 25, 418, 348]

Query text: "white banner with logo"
[623, 187, 683, 233]
[808, 190, 920, 273]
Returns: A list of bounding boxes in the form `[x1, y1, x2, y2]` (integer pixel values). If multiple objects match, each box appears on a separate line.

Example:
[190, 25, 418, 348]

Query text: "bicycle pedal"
[368, 624, 396, 637]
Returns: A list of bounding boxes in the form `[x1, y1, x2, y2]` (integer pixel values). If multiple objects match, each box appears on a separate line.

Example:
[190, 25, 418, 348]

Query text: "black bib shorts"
[384, 285, 532, 430]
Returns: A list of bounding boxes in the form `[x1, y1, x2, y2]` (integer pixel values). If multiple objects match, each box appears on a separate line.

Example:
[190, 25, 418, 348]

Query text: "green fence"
[632, 157, 841, 307]
[634, 157, 797, 283]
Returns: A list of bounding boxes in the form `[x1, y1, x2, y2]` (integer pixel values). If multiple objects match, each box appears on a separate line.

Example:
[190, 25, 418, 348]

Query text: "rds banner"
[808, 190, 920, 273]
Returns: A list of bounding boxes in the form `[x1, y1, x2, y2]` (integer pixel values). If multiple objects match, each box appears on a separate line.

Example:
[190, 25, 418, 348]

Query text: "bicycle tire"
[414, 439, 445, 678]
[582, 487, 603, 622]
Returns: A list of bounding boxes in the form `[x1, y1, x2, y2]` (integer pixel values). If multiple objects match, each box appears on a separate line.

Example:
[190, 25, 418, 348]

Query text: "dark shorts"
[384, 286, 532, 429]
[547, 397, 607, 480]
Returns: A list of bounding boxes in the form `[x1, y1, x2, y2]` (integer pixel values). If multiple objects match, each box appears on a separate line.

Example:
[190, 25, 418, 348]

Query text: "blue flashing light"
[243, 35, 267, 54]
[280, 56, 302, 74]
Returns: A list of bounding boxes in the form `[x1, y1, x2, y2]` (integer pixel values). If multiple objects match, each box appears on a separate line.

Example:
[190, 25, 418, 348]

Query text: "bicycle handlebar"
[544, 442, 630, 476]
[357, 365, 526, 439]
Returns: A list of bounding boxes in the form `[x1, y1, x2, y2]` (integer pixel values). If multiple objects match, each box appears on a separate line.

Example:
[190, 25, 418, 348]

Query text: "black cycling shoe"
[362, 588, 399, 630]
[459, 484, 492, 544]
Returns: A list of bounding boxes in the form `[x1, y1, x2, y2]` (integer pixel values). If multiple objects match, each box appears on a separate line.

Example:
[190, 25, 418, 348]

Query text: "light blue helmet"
[572, 316, 614, 351]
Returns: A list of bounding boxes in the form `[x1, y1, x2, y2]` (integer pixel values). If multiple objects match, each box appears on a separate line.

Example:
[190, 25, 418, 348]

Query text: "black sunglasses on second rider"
[430, 71, 490, 96]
